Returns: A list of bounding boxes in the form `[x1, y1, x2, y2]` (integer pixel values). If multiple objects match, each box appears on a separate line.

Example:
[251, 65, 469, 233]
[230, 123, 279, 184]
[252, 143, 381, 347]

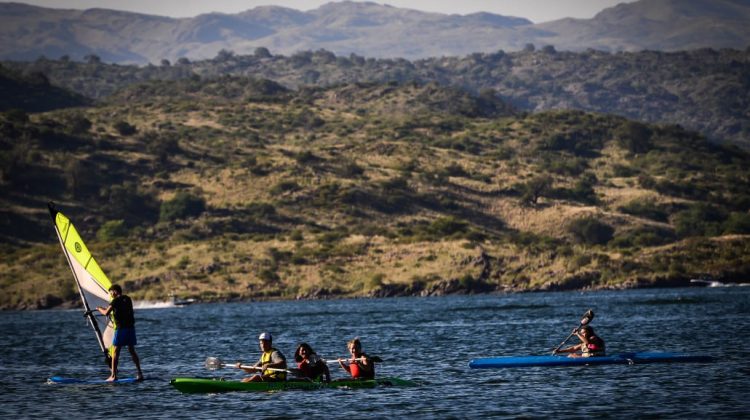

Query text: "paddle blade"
[205, 357, 224, 370]
[580, 310, 594, 325]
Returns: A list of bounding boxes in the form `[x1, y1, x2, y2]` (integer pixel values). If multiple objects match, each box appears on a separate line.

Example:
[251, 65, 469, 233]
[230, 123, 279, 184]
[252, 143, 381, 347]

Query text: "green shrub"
[723, 212, 750, 234]
[160, 192, 206, 222]
[259, 268, 280, 284]
[569, 254, 592, 269]
[567, 217, 614, 245]
[367, 273, 385, 290]
[270, 180, 300, 195]
[176, 255, 190, 270]
[612, 164, 638, 177]
[617, 199, 669, 222]
[611, 227, 676, 248]
[99, 183, 159, 225]
[113, 121, 137, 136]
[245, 202, 276, 218]
[673, 204, 725, 238]
[519, 175, 553, 205]
[615, 121, 652, 154]
[429, 216, 468, 236]
[96, 220, 128, 241]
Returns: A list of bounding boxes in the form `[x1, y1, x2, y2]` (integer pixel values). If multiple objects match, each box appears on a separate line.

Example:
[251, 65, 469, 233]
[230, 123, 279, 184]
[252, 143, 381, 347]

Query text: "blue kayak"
[469, 352, 714, 369]
[47, 376, 141, 385]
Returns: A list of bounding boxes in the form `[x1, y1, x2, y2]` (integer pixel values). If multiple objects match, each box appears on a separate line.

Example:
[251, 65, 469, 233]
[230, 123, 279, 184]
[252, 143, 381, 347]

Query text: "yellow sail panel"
[55, 211, 112, 296]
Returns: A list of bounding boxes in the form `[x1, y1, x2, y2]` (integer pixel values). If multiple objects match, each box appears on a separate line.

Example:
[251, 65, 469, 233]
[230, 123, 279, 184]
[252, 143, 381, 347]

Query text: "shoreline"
[7, 277, 748, 311]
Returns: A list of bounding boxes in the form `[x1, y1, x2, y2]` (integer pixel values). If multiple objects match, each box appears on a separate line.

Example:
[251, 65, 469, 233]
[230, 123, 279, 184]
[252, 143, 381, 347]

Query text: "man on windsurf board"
[97, 284, 144, 381]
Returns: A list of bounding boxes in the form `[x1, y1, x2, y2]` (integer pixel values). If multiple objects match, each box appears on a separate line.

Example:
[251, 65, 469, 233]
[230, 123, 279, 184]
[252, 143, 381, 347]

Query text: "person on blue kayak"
[294, 342, 331, 382]
[555, 325, 606, 357]
[96, 284, 144, 382]
[237, 332, 287, 382]
[338, 337, 375, 379]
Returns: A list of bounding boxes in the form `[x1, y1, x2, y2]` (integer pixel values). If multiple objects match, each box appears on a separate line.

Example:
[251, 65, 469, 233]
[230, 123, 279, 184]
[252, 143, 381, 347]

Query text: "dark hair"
[109, 284, 122, 294]
[580, 326, 595, 335]
[294, 343, 316, 363]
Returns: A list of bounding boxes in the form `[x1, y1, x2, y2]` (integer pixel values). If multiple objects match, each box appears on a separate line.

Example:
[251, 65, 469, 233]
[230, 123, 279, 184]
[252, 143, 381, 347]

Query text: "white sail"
[49, 204, 114, 358]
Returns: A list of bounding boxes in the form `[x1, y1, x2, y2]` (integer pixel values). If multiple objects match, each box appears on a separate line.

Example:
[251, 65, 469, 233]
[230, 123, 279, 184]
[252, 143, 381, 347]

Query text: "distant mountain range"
[1, 0, 749, 64]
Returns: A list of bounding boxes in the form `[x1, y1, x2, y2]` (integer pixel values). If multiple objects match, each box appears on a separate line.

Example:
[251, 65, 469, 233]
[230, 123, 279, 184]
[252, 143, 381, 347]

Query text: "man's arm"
[96, 305, 112, 316]
[265, 351, 286, 369]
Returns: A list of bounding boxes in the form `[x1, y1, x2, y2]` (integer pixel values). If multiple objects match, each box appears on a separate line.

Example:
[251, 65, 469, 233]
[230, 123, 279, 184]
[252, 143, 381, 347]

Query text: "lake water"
[1, 287, 748, 418]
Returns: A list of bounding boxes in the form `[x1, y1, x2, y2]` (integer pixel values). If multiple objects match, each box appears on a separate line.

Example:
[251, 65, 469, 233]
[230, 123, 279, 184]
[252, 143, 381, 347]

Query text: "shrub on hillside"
[100, 183, 159, 225]
[567, 217, 614, 245]
[429, 216, 469, 237]
[160, 192, 206, 222]
[723, 212, 750, 235]
[617, 199, 670, 222]
[142, 131, 180, 164]
[611, 226, 676, 248]
[270, 180, 300, 195]
[96, 219, 128, 241]
[113, 121, 137, 136]
[519, 175, 553, 206]
[673, 204, 725, 238]
[615, 121, 652, 154]
[552, 173, 598, 205]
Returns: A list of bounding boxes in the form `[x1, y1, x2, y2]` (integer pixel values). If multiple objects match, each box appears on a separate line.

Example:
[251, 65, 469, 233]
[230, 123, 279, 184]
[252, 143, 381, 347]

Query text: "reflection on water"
[1, 287, 748, 418]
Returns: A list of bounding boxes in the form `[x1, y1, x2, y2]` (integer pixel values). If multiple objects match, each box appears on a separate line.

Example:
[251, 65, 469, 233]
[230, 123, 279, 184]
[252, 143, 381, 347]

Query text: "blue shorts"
[112, 327, 137, 347]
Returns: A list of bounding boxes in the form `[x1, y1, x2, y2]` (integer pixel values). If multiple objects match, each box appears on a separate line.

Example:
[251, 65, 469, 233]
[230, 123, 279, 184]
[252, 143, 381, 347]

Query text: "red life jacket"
[349, 354, 375, 379]
[584, 335, 606, 356]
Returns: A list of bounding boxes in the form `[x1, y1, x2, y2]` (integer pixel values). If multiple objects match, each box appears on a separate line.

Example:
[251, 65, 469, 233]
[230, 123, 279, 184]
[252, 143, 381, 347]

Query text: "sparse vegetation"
[1, 71, 749, 309]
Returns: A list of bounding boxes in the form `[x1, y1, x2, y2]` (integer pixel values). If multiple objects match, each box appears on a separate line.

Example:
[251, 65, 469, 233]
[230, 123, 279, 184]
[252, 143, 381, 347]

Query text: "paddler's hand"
[235, 362, 241, 369]
[261, 363, 269, 371]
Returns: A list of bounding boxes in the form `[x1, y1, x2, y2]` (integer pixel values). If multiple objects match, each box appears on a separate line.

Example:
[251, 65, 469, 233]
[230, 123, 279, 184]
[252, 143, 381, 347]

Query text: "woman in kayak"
[338, 337, 375, 379]
[294, 342, 331, 383]
[556, 326, 605, 358]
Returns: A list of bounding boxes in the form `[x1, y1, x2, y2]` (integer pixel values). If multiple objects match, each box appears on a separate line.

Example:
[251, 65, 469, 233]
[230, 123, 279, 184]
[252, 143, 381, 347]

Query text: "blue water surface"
[1, 287, 748, 418]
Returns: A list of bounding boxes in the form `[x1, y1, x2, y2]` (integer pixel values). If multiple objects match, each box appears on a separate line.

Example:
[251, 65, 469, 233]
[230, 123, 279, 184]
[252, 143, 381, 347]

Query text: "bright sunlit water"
[1, 287, 748, 418]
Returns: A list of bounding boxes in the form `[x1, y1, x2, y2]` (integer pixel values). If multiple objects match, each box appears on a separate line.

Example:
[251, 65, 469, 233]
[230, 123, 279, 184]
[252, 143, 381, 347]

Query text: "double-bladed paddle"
[552, 309, 595, 354]
[327, 356, 383, 364]
[205, 356, 300, 375]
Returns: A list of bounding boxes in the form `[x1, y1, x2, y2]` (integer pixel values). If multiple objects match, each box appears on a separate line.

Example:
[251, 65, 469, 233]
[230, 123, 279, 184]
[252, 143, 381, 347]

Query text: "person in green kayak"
[294, 342, 331, 383]
[555, 325, 606, 357]
[96, 284, 144, 382]
[237, 332, 287, 382]
[338, 337, 375, 379]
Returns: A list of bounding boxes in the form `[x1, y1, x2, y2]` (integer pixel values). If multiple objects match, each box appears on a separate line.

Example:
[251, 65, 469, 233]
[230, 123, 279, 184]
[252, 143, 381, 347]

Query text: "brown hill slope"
[1, 77, 749, 309]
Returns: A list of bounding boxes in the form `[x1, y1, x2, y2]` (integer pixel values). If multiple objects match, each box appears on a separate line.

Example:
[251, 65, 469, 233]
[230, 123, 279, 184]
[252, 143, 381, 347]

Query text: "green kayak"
[170, 377, 418, 394]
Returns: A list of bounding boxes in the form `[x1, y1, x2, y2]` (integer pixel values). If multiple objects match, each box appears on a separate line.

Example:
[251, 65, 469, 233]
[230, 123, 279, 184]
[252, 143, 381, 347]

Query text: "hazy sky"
[6, 1, 638, 23]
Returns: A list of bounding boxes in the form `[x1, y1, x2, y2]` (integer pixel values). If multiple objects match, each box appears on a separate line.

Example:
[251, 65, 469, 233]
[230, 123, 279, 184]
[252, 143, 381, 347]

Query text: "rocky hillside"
[1, 76, 749, 309]
[1, 0, 749, 63]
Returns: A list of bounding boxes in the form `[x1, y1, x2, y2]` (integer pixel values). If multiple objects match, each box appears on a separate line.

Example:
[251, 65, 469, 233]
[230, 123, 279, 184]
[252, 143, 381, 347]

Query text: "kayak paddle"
[551, 309, 594, 354]
[327, 356, 383, 364]
[205, 356, 299, 375]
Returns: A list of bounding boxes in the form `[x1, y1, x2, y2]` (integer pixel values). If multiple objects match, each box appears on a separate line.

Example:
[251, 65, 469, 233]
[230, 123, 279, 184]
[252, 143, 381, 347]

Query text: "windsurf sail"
[48, 203, 114, 365]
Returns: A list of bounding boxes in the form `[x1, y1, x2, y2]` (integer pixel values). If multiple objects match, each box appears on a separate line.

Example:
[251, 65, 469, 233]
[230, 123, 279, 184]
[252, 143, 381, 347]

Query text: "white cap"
[258, 332, 272, 341]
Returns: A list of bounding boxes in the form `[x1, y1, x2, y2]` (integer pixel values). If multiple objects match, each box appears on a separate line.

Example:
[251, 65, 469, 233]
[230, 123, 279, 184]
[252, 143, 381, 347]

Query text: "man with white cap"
[236, 332, 287, 382]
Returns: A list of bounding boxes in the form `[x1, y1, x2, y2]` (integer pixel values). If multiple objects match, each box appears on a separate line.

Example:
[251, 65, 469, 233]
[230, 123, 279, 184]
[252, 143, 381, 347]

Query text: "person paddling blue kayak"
[554, 325, 606, 357]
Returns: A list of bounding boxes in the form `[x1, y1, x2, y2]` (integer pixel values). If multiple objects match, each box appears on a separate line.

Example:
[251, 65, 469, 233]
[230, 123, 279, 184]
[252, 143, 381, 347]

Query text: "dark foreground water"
[1, 287, 749, 418]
